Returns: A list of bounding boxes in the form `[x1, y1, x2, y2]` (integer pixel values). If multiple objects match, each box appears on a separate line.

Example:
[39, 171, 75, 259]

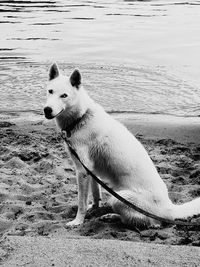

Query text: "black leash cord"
[61, 134, 199, 227]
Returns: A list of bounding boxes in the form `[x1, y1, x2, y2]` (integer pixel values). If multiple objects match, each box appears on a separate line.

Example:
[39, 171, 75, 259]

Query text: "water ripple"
[0, 62, 199, 117]
[0, 0, 200, 116]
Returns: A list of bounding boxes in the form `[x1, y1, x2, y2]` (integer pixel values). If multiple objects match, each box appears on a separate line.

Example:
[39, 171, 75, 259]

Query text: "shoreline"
[1, 109, 200, 119]
[1, 111, 200, 144]
[1, 109, 200, 124]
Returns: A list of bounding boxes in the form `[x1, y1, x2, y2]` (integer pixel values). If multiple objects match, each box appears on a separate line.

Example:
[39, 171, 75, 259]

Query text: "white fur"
[44, 64, 200, 228]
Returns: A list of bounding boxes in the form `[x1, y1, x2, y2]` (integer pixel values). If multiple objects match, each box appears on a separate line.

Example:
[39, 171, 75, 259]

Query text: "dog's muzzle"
[44, 106, 54, 119]
[44, 107, 64, 119]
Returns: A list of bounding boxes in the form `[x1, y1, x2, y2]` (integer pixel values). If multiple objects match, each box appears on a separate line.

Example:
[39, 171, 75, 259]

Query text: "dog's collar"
[61, 111, 88, 138]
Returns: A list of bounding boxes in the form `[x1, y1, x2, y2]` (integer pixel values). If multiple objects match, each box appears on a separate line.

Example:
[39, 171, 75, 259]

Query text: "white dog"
[44, 63, 200, 228]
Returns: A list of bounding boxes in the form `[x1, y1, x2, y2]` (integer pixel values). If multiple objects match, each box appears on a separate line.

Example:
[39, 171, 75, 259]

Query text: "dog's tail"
[171, 197, 200, 219]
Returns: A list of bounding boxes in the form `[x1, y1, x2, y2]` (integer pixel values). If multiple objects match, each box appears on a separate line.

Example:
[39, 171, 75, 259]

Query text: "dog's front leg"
[90, 179, 101, 209]
[66, 170, 90, 227]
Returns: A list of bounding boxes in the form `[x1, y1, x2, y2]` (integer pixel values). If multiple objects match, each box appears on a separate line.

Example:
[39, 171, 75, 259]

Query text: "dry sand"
[0, 113, 200, 266]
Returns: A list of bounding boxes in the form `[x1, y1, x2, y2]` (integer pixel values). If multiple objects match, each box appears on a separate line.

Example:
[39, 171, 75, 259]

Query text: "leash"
[60, 131, 199, 227]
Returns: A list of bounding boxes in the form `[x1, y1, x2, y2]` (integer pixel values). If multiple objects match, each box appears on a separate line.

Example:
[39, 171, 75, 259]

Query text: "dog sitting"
[44, 63, 200, 228]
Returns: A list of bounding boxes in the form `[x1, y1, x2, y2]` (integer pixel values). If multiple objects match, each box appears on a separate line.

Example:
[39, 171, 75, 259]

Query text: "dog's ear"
[49, 63, 60, 80]
[70, 69, 81, 89]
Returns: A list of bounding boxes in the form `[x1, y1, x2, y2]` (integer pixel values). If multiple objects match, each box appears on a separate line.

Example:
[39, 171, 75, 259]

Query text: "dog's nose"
[44, 106, 53, 119]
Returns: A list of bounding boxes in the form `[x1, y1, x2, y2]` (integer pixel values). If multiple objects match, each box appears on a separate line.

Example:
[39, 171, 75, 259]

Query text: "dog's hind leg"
[109, 190, 162, 229]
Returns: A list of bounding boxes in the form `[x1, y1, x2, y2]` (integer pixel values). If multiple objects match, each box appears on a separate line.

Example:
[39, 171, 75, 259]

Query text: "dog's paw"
[149, 223, 162, 230]
[99, 213, 121, 223]
[65, 219, 83, 228]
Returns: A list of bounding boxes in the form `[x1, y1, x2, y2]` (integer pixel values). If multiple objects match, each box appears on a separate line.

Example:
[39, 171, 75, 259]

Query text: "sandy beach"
[0, 113, 200, 266]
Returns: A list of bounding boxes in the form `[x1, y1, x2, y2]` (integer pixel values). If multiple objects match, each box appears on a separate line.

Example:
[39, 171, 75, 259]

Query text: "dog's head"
[44, 63, 81, 120]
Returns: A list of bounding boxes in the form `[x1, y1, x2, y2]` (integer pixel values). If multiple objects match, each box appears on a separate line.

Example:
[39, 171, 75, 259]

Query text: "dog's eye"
[49, 89, 53, 94]
[60, 93, 68, 98]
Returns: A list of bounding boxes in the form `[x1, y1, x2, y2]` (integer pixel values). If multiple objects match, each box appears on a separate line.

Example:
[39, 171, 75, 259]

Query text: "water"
[0, 0, 200, 117]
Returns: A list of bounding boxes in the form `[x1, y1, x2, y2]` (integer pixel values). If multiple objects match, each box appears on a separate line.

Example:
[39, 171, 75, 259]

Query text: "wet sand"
[0, 114, 200, 265]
